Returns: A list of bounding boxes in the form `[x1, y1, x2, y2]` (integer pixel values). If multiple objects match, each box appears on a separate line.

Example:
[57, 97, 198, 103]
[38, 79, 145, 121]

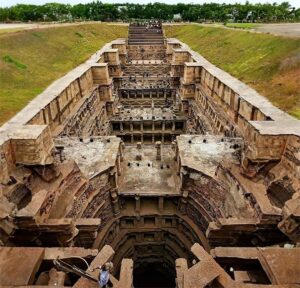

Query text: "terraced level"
[165, 24, 300, 119]
[0, 22, 300, 288]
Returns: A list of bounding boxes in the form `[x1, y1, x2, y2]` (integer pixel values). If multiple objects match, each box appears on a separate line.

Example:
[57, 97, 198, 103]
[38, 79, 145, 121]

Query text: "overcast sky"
[1, 0, 299, 8]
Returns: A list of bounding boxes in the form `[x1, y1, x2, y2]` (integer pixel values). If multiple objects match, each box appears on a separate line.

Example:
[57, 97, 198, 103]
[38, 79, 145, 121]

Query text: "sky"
[0, 0, 299, 8]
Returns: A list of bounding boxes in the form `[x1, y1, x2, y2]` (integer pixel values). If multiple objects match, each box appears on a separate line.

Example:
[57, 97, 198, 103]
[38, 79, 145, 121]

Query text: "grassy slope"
[165, 25, 300, 119]
[225, 23, 259, 29]
[0, 23, 127, 125]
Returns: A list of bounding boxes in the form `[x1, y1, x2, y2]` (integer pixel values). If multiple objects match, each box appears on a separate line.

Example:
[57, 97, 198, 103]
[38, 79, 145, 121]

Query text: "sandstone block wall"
[0, 39, 127, 180]
[167, 39, 300, 169]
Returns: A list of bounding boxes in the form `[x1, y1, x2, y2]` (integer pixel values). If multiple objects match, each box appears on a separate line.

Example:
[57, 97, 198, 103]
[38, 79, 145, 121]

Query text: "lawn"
[164, 24, 300, 119]
[0, 28, 25, 35]
[225, 23, 260, 29]
[0, 23, 127, 125]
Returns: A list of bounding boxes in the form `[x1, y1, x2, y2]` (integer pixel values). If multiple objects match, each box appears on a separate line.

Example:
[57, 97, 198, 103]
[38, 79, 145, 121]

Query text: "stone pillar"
[173, 90, 176, 103]
[135, 195, 140, 213]
[115, 219, 120, 235]
[116, 154, 121, 176]
[55, 98, 62, 125]
[158, 196, 164, 213]
[111, 188, 120, 215]
[178, 192, 188, 215]
[109, 171, 117, 189]
[155, 141, 162, 161]
[120, 142, 125, 161]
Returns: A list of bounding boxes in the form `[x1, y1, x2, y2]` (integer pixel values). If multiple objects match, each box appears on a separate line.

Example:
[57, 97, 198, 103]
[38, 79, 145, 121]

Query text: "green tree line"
[0, 1, 299, 23]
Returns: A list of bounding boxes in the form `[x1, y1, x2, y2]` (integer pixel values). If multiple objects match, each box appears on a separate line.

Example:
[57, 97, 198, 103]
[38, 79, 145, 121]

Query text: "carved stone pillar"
[158, 196, 164, 213]
[155, 141, 162, 161]
[110, 188, 120, 216]
[135, 195, 140, 213]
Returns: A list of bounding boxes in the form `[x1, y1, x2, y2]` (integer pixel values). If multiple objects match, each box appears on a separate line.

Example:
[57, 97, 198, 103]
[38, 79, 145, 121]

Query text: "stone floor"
[118, 144, 180, 195]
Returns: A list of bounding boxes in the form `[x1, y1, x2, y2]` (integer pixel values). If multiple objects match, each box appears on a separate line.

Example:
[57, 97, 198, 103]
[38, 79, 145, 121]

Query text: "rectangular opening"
[164, 134, 172, 143]
[165, 121, 172, 131]
[143, 134, 152, 144]
[144, 233, 155, 241]
[133, 122, 140, 131]
[154, 121, 162, 131]
[123, 134, 131, 143]
[154, 134, 161, 142]
[123, 122, 130, 132]
[144, 216, 155, 226]
[112, 122, 120, 131]
[143, 122, 152, 131]
[164, 218, 172, 227]
[134, 134, 141, 142]
[175, 121, 184, 130]
[124, 218, 134, 227]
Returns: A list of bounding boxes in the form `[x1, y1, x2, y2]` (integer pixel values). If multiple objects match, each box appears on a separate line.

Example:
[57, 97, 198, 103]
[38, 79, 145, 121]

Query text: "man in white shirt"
[92, 262, 114, 288]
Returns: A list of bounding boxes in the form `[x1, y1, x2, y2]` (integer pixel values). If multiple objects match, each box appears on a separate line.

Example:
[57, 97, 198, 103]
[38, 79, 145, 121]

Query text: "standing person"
[92, 262, 114, 288]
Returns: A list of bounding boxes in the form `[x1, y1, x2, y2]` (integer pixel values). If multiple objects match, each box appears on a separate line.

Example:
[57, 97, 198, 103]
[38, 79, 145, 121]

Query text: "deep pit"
[0, 21, 300, 288]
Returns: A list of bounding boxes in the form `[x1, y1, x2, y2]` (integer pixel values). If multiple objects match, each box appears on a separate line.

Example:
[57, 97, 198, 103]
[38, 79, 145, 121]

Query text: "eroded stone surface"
[0, 22, 300, 287]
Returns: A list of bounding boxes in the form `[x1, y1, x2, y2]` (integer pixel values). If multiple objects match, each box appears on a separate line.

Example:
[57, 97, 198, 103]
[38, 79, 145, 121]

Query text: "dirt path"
[1, 21, 299, 38]
[254, 23, 300, 38]
[181, 22, 300, 38]
[0, 22, 95, 31]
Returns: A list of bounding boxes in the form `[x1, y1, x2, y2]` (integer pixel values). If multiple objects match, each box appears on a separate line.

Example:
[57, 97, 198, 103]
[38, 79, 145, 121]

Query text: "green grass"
[0, 28, 25, 35]
[225, 23, 259, 29]
[165, 24, 300, 119]
[75, 31, 84, 38]
[0, 23, 127, 125]
[32, 32, 43, 38]
[3, 55, 27, 69]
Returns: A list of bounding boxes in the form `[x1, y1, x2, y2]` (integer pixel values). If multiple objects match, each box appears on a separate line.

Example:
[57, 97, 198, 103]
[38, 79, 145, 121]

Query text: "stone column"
[120, 142, 125, 161]
[111, 188, 120, 215]
[116, 154, 121, 176]
[135, 195, 140, 213]
[178, 192, 188, 215]
[109, 170, 120, 216]
[172, 121, 175, 131]
[155, 141, 162, 161]
[158, 196, 164, 213]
